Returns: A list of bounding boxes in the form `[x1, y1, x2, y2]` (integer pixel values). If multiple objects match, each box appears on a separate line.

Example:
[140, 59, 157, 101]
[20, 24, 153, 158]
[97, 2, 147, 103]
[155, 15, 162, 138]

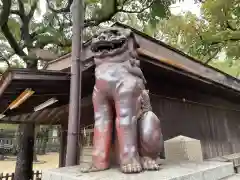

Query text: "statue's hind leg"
[139, 111, 163, 170]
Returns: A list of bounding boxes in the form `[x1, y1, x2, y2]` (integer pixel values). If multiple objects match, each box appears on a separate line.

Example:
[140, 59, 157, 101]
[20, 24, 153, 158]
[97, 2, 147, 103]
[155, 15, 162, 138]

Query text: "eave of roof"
[45, 22, 240, 91]
[0, 68, 71, 116]
[46, 23, 238, 81]
[113, 22, 240, 85]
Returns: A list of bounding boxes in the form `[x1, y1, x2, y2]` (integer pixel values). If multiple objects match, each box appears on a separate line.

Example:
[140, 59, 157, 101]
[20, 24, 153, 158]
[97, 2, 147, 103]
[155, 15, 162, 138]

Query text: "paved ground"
[0, 153, 59, 174]
[43, 160, 235, 180]
[224, 174, 240, 180]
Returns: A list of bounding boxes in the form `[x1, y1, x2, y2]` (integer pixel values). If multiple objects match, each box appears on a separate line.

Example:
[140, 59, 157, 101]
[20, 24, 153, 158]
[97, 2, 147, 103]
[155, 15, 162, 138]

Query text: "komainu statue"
[82, 27, 163, 174]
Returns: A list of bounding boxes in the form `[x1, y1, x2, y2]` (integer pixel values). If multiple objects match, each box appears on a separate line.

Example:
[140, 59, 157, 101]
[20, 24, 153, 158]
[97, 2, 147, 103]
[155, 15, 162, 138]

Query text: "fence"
[81, 128, 94, 147]
[0, 137, 61, 155]
[0, 170, 42, 180]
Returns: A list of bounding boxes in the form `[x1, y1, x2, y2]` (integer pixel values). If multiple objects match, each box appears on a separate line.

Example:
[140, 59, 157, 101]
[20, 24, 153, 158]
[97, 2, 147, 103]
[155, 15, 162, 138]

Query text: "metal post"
[66, 0, 84, 166]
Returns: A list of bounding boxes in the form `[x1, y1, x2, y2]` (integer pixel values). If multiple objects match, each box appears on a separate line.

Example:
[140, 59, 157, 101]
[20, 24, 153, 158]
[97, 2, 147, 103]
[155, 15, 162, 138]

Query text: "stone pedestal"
[164, 135, 203, 162]
[42, 160, 234, 180]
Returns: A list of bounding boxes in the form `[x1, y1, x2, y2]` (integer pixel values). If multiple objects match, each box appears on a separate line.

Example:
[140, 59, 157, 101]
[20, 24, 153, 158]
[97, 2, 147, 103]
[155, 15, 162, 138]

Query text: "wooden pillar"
[59, 123, 68, 167]
[14, 123, 35, 180]
[66, 0, 84, 166]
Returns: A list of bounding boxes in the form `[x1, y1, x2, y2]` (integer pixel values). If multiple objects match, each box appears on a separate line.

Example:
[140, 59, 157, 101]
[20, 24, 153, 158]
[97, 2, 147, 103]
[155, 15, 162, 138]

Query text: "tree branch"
[0, 0, 11, 27]
[0, 0, 26, 57]
[206, 30, 240, 45]
[223, 10, 237, 31]
[17, 0, 25, 15]
[119, 0, 154, 13]
[84, 12, 116, 28]
[16, 0, 37, 49]
[84, 0, 118, 27]
[1, 24, 26, 56]
[28, 0, 38, 19]
[0, 52, 11, 68]
[10, 10, 21, 16]
[204, 48, 221, 64]
[34, 35, 71, 49]
[47, 0, 153, 29]
[226, 20, 237, 31]
[9, 1, 25, 20]
[46, 0, 73, 13]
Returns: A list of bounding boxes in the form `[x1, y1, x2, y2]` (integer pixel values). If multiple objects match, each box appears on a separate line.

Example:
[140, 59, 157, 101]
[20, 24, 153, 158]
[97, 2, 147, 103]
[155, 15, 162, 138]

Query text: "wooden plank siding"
[150, 95, 238, 159]
[78, 90, 240, 159]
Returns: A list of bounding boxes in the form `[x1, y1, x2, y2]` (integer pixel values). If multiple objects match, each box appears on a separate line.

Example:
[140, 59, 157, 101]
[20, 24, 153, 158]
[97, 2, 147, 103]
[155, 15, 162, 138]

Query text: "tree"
[154, 12, 220, 63]
[145, 0, 240, 77]
[0, 0, 186, 66]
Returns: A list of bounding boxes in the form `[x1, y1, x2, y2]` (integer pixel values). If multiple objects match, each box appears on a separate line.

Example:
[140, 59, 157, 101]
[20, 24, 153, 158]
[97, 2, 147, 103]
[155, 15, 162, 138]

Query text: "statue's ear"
[130, 31, 140, 49]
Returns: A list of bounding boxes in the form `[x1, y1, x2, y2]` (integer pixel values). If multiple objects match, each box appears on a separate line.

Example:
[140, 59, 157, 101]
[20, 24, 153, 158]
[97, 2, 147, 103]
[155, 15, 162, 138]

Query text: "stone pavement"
[42, 160, 234, 180]
[223, 174, 240, 180]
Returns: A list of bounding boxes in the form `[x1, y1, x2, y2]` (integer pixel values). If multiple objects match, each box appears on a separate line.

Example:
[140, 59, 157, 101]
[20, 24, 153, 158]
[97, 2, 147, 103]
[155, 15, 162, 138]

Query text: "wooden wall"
[150, 95, 240, 159]
[146, 73, 240, 159]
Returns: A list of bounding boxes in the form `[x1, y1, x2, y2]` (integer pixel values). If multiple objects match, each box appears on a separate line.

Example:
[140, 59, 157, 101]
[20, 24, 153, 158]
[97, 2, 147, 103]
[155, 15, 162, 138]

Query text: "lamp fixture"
[34, 97, 58, 112]
[8, 88, 35, 110]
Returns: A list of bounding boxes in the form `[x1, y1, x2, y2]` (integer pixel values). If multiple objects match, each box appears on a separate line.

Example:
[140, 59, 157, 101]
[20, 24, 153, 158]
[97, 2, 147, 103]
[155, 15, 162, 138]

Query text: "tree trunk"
[41, 128, 49, 155]
[14, 124, 35, 180]
[59, 123, 68, 167]
[33, 148, 38, 162]
[0, 140, 4, 160]
[33, 125, 40, 161]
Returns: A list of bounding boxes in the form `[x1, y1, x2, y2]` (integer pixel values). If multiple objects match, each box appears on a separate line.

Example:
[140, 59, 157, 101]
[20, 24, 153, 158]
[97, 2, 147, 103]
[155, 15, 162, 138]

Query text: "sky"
[170, 0, 201, 16]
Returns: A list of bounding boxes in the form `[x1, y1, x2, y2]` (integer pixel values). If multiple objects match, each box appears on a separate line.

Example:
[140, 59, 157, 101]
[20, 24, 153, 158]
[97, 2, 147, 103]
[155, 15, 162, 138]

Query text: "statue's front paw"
[80, 164, 109, 173]
[121, 157, 142, 173]
[141, 156, 160, 171]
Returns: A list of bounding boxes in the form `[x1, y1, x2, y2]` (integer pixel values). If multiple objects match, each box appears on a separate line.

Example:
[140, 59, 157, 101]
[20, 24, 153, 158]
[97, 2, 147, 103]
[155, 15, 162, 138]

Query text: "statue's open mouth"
[91, 39, 126, 54]
[91, 27, 132, 58]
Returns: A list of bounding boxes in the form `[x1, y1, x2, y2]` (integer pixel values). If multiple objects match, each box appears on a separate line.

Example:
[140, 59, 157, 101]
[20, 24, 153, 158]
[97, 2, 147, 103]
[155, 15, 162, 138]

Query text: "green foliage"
[2, 0, 239, 77]
[140, 0, 240, 77]
[0, 0, 181, 67]
[7, 18, 21, 41]
[209, 60, 240, 77]
[151, 0, 171, 20]
[0, 124, 17, 130]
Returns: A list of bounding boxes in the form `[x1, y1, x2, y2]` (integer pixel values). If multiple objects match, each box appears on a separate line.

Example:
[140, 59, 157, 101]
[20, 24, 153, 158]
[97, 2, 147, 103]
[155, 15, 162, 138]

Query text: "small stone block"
[164, 135, 203, 162]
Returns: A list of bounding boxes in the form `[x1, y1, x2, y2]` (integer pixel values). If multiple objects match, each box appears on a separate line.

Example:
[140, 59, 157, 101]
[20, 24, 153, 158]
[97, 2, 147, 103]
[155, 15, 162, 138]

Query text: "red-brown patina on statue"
[82, 27, 163, 174]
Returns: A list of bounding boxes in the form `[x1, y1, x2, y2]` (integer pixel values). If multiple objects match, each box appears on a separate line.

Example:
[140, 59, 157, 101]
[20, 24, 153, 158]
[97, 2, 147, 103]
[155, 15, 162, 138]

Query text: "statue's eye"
[111, 30, 119, 35]
[93, 34, 98, 39]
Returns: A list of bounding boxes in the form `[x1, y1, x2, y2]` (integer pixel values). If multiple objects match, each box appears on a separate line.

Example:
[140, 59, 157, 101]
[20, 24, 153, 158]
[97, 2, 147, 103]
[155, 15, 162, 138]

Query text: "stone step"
[81, 151, 92, 155]
[81, 147, 93, 157]
[80, 155, 92, 163]
[82, 146, 93, 150]
[80, 147, 93, 163]
[43, 160, 235, 180]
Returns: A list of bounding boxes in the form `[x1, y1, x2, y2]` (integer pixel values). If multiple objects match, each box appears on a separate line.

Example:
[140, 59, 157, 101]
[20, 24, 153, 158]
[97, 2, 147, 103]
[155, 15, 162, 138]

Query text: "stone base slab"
[42, 160, 234, 180]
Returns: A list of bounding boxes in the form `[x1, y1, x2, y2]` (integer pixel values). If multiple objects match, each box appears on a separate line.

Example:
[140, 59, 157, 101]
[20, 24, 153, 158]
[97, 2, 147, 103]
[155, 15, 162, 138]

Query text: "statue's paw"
[141, 156, 160, 171]
[80, 164, 109, 173]
[121, 158, 142, 173]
